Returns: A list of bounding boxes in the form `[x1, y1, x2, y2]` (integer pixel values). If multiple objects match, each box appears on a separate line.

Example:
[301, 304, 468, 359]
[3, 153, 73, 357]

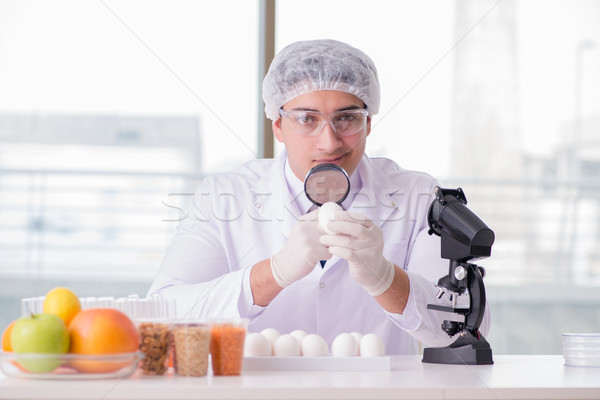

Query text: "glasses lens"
[332, 111, 367, 136]
[284, 111, 321, 135]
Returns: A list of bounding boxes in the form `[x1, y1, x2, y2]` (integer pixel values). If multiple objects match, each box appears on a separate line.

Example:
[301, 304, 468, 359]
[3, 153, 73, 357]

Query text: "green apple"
[10, 313, 69, 373]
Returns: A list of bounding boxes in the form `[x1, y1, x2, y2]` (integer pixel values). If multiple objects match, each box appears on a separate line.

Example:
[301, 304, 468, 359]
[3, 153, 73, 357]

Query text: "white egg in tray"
[243, 329, 390, 371]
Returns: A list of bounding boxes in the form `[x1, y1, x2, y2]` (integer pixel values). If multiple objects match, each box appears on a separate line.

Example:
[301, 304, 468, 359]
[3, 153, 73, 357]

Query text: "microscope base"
[422, 331, 494, 365]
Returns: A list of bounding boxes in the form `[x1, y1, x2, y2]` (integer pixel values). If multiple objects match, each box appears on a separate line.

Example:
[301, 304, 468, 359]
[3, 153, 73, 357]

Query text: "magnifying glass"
[303, 163, 350, 206]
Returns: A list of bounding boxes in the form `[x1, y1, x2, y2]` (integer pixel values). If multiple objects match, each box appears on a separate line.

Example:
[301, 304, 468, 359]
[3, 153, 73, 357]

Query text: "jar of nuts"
[137, 320, 173, 375]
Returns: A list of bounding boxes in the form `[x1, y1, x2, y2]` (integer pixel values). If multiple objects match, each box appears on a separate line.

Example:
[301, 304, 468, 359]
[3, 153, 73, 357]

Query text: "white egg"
[244, 332, 272, 357]
[301, 334, 329, 357]
[318, 202, 342, 234]
[359, 333, 385, 357]
[290, 330, 308, 354]
[350, 331, 363, 344]
[273, 334, 301, 356]
[260, 328, 281, 355]
[331, 333, 359, 357]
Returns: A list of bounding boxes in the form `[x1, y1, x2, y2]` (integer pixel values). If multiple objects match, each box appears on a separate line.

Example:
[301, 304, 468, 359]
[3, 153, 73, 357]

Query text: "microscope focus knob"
[454, 265, 466, 281]
[441, 320, 464, 337]
[478, 266, 486, 278]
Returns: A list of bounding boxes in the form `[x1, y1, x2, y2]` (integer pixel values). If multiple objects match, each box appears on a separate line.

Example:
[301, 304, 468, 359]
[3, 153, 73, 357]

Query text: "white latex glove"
[271, 209, 332, 288]
[319, 211, 395, 296]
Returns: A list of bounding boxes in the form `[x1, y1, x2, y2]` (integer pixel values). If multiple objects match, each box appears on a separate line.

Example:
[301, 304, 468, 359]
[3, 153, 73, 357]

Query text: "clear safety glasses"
[279, 107, 369, 137]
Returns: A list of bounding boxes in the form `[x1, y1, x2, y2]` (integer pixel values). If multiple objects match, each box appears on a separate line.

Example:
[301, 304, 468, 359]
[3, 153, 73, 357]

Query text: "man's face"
[273, 90, 371, 182]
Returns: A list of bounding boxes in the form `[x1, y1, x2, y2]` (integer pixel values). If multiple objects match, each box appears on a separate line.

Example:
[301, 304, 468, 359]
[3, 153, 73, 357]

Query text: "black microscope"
[422, 187, 495, 365]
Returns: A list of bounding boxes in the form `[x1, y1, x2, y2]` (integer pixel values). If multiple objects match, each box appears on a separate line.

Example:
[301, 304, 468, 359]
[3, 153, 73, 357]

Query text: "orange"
[3, 321, 30, 372]
[43, 287, 81, 326]
[2, 320, 16, 351]
[68, 308, 139, 373]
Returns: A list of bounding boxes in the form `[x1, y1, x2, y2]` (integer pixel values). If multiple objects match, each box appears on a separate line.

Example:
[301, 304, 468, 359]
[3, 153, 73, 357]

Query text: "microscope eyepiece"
[427, 187, 495, 262]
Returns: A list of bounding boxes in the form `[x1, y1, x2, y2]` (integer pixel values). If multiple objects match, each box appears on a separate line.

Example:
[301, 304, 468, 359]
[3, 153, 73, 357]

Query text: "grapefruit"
[68, 308, 139, 373]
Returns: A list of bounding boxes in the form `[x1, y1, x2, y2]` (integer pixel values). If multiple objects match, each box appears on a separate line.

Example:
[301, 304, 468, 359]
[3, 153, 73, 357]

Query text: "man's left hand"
[319, 211, 395, 296]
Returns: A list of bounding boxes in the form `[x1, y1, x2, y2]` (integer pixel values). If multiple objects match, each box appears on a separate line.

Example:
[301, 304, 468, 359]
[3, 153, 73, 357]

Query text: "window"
[0, 0, 259, 320]
[276, 0, 600, 354]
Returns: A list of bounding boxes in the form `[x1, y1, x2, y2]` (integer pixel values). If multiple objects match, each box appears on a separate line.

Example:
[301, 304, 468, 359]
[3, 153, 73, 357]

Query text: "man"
[149, 39, 489, 354]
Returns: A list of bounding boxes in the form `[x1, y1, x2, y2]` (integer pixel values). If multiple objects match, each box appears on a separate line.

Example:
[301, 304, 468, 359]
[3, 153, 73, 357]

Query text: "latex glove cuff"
[361, 258, 395, 296]
[270, 255, 290, 288]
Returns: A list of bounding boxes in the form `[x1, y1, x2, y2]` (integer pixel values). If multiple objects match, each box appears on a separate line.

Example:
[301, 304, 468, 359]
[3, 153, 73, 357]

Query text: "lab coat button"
[319, 282, 326, 288]
[255, 202, 262, 209]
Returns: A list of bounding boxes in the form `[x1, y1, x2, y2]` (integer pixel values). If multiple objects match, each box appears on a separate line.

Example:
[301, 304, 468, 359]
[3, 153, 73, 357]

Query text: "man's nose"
[316, 122, 342, 152]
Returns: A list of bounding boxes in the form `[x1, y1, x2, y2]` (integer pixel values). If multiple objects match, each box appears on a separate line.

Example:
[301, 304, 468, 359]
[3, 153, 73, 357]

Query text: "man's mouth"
[314, 154, 345, 164]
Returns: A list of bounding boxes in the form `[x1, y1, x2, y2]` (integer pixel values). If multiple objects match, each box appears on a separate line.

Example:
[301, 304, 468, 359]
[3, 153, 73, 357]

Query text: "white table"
[1, 355, 599, 400]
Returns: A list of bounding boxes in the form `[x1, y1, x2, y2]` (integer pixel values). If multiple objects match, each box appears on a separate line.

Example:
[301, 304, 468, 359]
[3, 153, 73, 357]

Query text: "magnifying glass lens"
[304, 163, 350, 206]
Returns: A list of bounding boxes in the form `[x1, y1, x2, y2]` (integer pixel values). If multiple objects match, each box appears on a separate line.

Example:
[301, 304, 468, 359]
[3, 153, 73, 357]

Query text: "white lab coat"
[149, 152, 490, 354]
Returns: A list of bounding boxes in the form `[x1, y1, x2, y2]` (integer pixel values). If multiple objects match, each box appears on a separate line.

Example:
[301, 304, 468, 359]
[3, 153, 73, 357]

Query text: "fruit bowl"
[0, 351, 144, 379]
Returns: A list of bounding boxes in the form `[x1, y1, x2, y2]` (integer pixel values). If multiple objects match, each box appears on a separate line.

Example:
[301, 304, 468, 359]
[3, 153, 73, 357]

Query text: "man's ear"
[366, 116, 372, 137]
[273, 119, 284, 143]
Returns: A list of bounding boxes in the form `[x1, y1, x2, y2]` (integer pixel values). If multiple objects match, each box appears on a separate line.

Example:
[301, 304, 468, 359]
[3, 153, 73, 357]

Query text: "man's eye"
[336, 113, 358, 122]
[295, 115, 316, 124]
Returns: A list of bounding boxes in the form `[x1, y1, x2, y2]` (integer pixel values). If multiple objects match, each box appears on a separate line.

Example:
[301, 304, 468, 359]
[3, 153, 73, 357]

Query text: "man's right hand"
[270, 209, 331, 288]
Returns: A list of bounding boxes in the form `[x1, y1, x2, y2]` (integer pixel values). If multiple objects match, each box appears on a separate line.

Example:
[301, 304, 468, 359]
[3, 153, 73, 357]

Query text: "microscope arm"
[464, 263, 486, 333]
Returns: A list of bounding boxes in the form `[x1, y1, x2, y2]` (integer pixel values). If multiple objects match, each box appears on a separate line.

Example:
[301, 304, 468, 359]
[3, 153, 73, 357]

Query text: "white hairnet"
[262, 39, 380, 121]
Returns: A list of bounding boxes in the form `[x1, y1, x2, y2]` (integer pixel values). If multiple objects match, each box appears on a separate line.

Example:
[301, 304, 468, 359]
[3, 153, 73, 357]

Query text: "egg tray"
[242, 356, 390, 371]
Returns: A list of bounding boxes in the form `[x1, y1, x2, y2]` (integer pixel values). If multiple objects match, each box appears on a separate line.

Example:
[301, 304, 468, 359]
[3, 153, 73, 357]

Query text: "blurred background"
[0, 0, 599, 355]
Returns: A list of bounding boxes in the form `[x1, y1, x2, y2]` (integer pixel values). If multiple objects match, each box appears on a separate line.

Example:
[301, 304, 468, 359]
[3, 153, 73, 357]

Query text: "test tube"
[166, 298, 177, 319]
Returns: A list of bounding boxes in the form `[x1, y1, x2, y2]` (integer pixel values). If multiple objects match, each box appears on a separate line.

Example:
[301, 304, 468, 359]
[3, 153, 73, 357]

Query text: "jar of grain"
[210, 319, 248, 376]
[172, 321, 212, 377]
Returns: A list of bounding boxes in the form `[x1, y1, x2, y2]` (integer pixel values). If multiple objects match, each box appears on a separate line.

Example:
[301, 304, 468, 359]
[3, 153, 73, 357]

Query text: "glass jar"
[172, 321, 212, 377]
[137, 320, 172, 375]
[210, 319, 248, 376]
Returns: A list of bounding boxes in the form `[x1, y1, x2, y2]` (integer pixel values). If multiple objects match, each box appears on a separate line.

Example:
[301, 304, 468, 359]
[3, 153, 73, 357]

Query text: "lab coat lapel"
[250, 153, 301, 241]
